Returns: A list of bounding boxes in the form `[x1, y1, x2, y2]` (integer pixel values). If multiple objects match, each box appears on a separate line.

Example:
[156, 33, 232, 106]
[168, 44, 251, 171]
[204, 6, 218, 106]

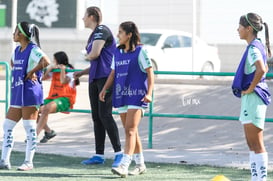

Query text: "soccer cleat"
[0, 160, 11, 170]
[111, 164, 128, 178]
[40, 130, 57, 143]
[112, 154, 123, 168]
[129, 164, 147, 176]
[17, 161, 33, 171]
[81, 156, 105, 165]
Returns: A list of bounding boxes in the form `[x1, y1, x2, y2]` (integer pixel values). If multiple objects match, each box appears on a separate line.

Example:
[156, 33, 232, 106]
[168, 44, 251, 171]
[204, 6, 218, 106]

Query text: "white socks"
[133, 152, 145, 165]
[250, 151, 258, 181]
[250, 151, 268, 181]
[255, 152, 268, 180]
[23, 120, 37, 164]
[1, 119, 16, 163]
[121, 154, 132, 168]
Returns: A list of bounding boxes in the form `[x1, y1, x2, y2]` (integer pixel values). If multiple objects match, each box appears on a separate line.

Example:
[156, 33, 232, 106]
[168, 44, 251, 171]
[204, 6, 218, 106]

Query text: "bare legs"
[119, 110, 143, 155]
[244, 123, 267, 180]
[111, 109, 146, 177]
[36, 101, 57, 136]
[1, 106, 38, 170]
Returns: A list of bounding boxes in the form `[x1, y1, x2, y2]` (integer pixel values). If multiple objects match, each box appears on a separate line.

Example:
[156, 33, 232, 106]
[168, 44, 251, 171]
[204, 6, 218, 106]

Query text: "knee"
[40, 106, 51, 115]
[3, 119, 16, 131]
[125, 127, 137, 137]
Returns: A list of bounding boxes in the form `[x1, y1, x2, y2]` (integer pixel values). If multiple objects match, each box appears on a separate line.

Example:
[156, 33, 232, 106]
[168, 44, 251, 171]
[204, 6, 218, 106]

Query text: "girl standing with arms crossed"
[100, 21, 154, 178]
[0, 21, 50, 171]
[232, 13, 271, 180]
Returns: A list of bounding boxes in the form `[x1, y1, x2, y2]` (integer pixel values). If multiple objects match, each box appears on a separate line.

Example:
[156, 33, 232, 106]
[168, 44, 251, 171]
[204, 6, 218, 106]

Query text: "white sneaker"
[129, 164, 146, 175]
[0, 159, 11, 170]
[111, 164, 128, 178]
[17, 161, 33, 171]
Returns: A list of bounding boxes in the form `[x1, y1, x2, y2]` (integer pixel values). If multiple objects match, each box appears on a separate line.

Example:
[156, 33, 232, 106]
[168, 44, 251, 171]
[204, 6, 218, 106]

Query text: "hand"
[141, 94, 152, 103]
[58, 64, 66, 71]
[25, 71, 37, 82]
[241, 89, 253, 95]
[84, 55, 90, 62]
[99, 90, 107, 102]
[73, 71, 82, 79]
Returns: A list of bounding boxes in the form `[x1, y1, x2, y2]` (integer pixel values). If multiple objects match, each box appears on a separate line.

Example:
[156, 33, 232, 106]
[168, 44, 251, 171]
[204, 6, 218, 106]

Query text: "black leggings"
[89, 78, 121, 154]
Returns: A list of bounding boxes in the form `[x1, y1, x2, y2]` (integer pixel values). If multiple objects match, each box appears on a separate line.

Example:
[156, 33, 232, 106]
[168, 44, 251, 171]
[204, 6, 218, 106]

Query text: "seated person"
[37, 51, 79, 143]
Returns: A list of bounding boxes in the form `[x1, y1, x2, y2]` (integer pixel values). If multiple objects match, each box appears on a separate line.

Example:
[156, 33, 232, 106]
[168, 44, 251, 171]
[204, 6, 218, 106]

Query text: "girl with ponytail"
[36, 51, 79, 143]
[0, 21, 50, 171]
[100, 21, 154, 177]
[232, 13, 271, 180]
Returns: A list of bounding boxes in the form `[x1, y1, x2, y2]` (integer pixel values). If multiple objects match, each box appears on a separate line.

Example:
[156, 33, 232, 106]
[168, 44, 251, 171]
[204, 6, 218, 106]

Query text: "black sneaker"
[40, 130, 57, 143]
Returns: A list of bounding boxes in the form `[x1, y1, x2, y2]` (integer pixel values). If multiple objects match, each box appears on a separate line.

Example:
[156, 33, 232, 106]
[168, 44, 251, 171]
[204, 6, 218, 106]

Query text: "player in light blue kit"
[100, 21, 154, 178]
[232, 13, 271, 181]
[0, 21, 50, 171]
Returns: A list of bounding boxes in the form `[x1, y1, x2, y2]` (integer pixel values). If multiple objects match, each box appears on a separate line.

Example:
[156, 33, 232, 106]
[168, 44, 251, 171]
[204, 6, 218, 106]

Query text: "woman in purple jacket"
[0, 21, 50, 171]
[73, 6, 122, 168]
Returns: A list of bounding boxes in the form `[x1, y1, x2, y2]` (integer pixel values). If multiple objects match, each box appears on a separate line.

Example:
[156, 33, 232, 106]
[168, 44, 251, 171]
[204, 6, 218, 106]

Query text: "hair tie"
[245, 14, 259, 32]
[29, 24, 34, 33]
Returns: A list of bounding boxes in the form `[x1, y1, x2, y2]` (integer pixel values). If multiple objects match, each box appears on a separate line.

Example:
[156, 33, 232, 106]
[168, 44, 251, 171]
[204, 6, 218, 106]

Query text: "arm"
[10, 59, 13, 68]
[59, 64, 71, 84]
[142, 67, 154, 103]
[73, 41, 104, 78]
[74, 40, 105, 79]
[10, 52, 14, 67]
[42, 64, 55, 80]
[25, 55, 50, 80]
[242, 59, 267, 94]
[73, 67, 90, 79]
[99, 70, 115, 102]
[73, 40, 105, 79]
[86, 40, 105, 61]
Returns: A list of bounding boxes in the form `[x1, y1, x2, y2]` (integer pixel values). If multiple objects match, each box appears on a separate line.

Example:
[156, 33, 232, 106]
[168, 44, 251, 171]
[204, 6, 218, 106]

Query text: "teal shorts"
[44, 97, 70, 112]
[239, 92, 267, 129]
[117, 105, 146, 116]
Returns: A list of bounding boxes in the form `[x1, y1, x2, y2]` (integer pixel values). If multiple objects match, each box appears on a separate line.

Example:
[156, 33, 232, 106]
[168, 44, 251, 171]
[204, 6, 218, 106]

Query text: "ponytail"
[17, 22, 41, 48]
[29, 24, 41, 48]
[54, 51, 80, 86]
[263, 22, 271, 58]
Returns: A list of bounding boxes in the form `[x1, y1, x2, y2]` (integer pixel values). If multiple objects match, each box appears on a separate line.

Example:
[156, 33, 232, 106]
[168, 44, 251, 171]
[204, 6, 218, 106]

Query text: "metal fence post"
[148, 91, 154, 149]
[0, 61, 10, 113]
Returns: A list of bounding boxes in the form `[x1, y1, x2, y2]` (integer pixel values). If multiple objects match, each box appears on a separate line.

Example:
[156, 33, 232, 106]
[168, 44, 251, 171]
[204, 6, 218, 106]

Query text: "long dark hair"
[239, 13, 271, 57]
[53, 51, 80, 86]
[118, 21, 141, 52]
[17, 21, 41, 48]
